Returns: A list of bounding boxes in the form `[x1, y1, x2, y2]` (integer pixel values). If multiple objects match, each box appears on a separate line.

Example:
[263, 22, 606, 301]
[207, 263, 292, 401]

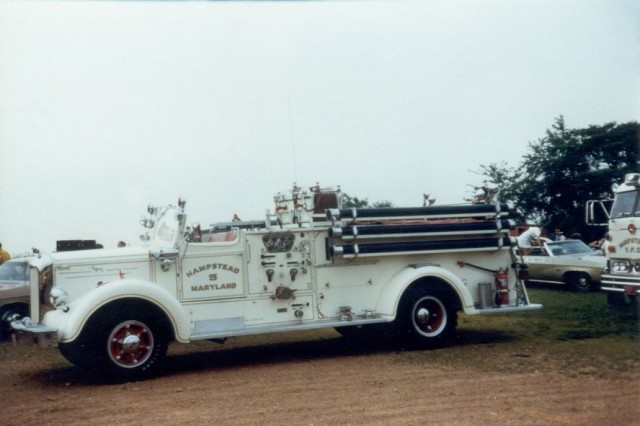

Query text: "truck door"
[179, 229, 247, 302]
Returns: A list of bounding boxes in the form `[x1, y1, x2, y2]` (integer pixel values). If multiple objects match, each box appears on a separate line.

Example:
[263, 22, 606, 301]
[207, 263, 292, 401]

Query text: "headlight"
[611, 260, 632, 273]
[49, 287, 69, 310]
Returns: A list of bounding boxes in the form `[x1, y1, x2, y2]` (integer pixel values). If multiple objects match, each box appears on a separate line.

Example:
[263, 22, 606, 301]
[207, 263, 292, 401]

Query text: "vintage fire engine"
[12, 185, 541, 378]
[587, 173, 640, 304]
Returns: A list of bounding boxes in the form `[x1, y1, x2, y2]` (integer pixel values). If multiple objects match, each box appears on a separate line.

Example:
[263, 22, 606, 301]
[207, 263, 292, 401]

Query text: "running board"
[189, 316, 391, 341]
[470, 303, 542, 315]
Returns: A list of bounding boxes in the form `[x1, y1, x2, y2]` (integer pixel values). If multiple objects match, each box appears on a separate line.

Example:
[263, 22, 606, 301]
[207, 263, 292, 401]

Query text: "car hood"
[0, 280, 29, 285]
[0, 279, 29, 293]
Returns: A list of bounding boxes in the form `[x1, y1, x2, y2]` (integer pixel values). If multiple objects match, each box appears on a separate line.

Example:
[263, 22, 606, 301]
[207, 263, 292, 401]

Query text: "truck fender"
[48, 279, 190, 343]
[375, 265, 474, 319]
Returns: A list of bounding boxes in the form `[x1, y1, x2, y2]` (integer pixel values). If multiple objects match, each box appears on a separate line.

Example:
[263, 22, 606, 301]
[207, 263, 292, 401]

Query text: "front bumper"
[600, 273, 640, 293]
[10, 316, 58, 347]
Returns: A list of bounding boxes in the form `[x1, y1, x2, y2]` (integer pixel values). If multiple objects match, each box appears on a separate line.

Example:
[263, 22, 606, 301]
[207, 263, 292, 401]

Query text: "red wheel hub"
[413, 297, 446, 337]
[107, 320, 154, 368]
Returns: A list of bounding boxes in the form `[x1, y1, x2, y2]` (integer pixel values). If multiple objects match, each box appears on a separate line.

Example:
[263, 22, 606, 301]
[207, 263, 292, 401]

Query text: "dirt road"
[1, 330, 638, 425]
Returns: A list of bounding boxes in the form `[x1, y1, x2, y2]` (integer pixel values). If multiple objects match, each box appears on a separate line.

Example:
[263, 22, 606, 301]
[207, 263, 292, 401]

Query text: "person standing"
[554, 228, 566, 241]
[0, 242, 10, 265]
[590, 233, 611, 255]
[517, 227, 542, 255]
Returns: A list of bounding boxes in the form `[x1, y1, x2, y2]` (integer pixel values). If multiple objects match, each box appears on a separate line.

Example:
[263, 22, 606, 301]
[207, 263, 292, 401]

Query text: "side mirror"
[585, 200, 610, 226]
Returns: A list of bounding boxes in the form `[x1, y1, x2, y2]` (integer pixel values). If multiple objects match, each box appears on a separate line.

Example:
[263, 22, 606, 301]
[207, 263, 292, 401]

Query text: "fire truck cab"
[587, 173, 640, 304]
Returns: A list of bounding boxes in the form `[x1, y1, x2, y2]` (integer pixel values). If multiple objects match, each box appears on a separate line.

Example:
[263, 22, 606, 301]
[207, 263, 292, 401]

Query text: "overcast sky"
[0, 0, 638, 254]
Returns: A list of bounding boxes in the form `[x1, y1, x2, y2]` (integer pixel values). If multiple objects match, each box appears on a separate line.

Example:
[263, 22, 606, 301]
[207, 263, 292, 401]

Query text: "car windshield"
[610, 190, 640, 218]
[0, 261, 29, 281]
[547, 240, 594, 256]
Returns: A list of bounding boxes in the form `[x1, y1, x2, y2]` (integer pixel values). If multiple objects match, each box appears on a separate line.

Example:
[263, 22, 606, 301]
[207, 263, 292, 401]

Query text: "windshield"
[0, 261, 29, 281]
[151, 207, 182, 246]
[610, 190, 640, 219]
[547, 240, 594, 256]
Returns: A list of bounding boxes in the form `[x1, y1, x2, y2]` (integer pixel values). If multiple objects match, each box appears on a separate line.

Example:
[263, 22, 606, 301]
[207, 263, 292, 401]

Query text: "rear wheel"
[395, 285, 458, 347]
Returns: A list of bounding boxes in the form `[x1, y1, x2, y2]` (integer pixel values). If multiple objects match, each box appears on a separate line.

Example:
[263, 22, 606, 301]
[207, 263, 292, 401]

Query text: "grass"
[461, 288, 638, 341]
[405, 287, 640, 379]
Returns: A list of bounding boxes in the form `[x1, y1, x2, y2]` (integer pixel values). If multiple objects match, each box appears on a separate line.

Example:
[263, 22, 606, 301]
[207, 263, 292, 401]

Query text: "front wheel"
[395, 286, 458, 347]
[105, 319, 160, 371]
[60, 304, 169, 379]
[567, 273, 593, 293]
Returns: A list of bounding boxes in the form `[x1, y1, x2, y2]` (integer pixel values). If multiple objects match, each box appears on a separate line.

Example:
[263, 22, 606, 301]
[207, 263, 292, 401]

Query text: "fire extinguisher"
[494, 268, 509, 306]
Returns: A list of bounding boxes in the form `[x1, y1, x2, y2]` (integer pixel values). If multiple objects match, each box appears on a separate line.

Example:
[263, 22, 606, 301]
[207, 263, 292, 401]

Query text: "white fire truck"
[12, 185, 541, 378]
[587, 173, 640, 304]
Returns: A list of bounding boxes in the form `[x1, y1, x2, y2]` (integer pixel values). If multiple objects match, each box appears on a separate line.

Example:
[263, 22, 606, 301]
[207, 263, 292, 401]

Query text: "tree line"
[472, 116, 638, 241]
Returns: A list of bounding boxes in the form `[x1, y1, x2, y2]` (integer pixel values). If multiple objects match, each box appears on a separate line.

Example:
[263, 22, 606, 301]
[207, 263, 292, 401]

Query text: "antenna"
[285, 76, 298, 183]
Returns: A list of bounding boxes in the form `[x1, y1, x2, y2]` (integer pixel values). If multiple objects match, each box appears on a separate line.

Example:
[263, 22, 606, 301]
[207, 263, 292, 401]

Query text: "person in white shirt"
[589, 233, 611, 255]
[517, 226, 542, 255]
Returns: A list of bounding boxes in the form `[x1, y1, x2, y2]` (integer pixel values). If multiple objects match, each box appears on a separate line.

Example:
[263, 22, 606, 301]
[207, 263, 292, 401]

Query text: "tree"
[467, 161, 525, 223]
[341, 193, 394, 208]
[341, 193, 370, 208]
[473, 117, 639, 240]
[371, 200, 394, 208]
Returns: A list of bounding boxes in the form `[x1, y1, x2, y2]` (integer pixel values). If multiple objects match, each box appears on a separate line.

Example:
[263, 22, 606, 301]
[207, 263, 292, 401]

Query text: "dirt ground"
[1, 330, 638, 426]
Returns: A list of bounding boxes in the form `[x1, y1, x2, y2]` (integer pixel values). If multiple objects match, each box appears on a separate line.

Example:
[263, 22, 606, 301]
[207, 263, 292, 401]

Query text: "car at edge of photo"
[0, 257, 31, 339]
[522, 239, 605, 293]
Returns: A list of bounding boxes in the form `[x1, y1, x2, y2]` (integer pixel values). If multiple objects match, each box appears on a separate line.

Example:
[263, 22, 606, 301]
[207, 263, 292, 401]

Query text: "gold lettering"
[190, 283, 237, 292]
[187, 263, 240, 277]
